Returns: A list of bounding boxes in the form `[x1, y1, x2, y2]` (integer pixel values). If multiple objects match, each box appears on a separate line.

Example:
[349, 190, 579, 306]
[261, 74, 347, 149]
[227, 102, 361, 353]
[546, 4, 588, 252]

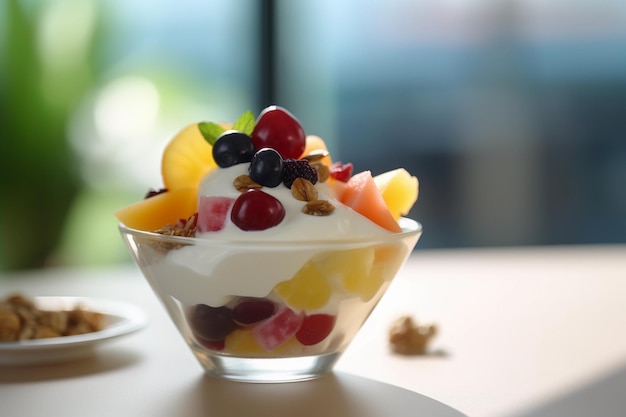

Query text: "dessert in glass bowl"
[116, 106, 421, 382]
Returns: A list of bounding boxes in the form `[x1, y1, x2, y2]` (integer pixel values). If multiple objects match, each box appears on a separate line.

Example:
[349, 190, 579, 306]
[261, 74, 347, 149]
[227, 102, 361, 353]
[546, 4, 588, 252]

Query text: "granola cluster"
[0, 294, 106, 342]
[389, 315, 437, 355]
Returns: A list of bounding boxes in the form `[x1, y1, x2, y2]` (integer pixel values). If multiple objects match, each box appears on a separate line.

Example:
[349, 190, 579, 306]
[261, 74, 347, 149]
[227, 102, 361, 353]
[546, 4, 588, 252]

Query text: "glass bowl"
[119, 218, 421, 382]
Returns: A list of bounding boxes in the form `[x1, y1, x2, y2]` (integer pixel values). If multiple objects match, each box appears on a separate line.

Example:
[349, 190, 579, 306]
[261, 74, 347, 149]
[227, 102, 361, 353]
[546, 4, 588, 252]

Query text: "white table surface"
[1, 245, 625, 417]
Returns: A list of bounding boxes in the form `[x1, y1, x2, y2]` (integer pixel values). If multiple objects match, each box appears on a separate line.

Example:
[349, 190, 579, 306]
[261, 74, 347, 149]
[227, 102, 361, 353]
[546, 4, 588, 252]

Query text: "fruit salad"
[116, 106, 420, 362]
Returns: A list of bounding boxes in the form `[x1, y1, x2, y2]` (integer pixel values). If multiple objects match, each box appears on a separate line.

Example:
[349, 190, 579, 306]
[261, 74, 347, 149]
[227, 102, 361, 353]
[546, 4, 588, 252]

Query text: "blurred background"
[1, 0, 625, 271]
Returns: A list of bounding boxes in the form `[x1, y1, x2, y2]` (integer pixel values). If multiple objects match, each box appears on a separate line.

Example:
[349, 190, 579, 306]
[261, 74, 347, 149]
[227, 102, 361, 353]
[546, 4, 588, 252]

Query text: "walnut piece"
[311, 162, 330, 183]
[291, 177, 318, 202]
[301, 149, 329, 163]
[302, 199, 335, 216]
[389, 315, 437, 355]
[233, 175, 262, 192]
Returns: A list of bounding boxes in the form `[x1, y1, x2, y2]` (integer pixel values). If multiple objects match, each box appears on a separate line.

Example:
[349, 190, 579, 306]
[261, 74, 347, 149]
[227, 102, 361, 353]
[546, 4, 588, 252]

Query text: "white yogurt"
[147, 164, 394, 307]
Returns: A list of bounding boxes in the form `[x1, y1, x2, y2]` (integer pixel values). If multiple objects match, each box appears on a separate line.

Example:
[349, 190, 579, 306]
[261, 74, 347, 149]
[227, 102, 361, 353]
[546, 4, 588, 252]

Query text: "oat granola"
[0, 294, 106, 342]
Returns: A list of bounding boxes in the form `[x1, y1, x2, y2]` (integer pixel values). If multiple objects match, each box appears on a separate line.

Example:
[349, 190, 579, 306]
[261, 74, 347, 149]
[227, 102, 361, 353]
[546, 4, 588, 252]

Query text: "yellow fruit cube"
[273, 261, 332, 311]
[373, 168, 419, 221]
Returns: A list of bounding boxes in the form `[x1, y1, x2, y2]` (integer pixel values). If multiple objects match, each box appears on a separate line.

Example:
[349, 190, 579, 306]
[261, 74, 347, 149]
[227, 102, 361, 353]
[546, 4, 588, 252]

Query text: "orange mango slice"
[114, 187, 197, 231]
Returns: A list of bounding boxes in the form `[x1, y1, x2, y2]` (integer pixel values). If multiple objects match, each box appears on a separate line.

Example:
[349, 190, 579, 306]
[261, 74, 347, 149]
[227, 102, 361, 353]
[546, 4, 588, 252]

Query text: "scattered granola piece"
[389, 315, 437, 355]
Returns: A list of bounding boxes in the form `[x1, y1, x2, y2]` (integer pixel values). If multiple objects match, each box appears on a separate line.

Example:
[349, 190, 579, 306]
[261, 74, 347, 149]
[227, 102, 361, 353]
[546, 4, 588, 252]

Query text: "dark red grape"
[232, 298, 276, 326]
[251, 106, 306, 160]
[231, 190, 285, 231]
[190, 304, 238, 341]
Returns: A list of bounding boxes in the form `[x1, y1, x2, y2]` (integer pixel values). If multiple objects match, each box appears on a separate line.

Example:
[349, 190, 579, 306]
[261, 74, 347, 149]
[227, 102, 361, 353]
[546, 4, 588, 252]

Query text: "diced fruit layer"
[186, 246, 409, 356]
[114, 187, 197, 231]
[273, 246, 393, 306]
[161, 123, 218, 191]
[374, 168, 419, 221]
[190, 296, 338, 355]
[190, 304, 237, 342]
[274, 262, 332, 310]
[225, 330, 303, 357]
[296, 314, 336, 346]
[322, 248, 380, 301]
[232, 298, 276, 326]
[340, 170, 402, 232]
[251, 306, 304, 351]
[225, 329, 266, 356]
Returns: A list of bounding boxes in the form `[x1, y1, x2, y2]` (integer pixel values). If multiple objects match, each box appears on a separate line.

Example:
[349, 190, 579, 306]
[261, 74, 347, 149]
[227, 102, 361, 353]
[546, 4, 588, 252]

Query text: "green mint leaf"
[232, 110, 255, 135]
[198, 122, 226, 145]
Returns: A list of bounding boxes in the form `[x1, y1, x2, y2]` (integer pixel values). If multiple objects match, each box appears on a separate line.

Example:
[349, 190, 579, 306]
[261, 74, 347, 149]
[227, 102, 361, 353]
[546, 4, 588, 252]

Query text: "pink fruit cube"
[252, 306, 304, 351]
[198, 196, 234, 232]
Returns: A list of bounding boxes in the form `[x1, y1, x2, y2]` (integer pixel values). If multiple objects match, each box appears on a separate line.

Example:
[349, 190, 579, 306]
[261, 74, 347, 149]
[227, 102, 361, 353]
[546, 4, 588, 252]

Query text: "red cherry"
[329, 161, 353, 183]
[198, 196, 234, 232]
[251, 106, 306, 159]
[231, 189, 285, 231]
[295, 314, 336, 346]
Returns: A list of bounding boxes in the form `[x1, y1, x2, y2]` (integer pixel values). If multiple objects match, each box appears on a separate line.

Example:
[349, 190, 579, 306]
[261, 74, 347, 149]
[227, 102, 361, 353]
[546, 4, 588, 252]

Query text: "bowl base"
[193, 350, 342, 383]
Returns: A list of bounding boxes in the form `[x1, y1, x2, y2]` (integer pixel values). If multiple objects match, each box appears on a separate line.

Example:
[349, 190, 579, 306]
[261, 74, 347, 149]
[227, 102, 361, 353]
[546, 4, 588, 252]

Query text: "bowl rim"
[119, 217, 422, 248]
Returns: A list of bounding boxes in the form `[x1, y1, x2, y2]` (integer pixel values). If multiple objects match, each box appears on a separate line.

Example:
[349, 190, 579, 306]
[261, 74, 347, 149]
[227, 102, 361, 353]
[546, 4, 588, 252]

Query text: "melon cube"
[198, 196, 234, 232]
[374, 168, 419, 221]
[251, 306, 304, 351]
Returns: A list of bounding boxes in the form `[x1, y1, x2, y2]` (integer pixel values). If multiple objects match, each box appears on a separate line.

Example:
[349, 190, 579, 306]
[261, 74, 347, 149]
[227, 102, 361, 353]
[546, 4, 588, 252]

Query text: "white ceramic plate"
[0, 296, 148, 366]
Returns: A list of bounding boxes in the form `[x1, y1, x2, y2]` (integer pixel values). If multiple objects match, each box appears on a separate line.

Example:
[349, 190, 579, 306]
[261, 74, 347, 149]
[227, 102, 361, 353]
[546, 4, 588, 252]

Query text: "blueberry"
[212, 131, 256, 168]
[249, 148, 284, 187]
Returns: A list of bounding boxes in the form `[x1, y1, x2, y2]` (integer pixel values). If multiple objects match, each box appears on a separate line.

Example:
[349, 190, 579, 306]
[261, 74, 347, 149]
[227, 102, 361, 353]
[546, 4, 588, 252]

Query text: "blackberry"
[282, 159, 318, 188]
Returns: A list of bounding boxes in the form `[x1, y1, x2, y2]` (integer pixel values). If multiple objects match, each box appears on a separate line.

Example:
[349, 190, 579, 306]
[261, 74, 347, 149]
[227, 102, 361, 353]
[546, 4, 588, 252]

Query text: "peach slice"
[340, 170, 402, 233]
[114, 187, 197, 231]
[161, 123, 218, 190]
